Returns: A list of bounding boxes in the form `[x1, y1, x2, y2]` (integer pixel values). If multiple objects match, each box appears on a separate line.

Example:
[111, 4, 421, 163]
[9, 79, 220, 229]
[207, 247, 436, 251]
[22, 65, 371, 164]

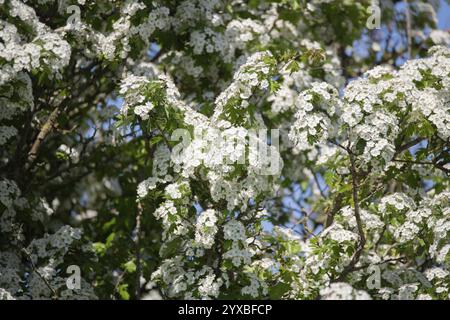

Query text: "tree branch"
[22, 248, 58, 299]
[313, 172, 327, 198]
[352, 256, 407, 272]
[325, 193, 343, 228]
[337, 150, 366, 281]
[395, 137, 426, 156]
[25, 105, 62, 171]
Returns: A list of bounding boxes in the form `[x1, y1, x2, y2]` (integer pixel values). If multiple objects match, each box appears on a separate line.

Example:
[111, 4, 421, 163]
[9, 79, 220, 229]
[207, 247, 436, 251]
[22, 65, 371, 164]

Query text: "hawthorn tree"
[0, 0, 449, 300]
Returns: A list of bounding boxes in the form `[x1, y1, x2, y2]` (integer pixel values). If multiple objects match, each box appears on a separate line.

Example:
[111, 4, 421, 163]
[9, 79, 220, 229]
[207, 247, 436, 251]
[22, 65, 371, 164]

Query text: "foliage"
[0, 0, 449, 300]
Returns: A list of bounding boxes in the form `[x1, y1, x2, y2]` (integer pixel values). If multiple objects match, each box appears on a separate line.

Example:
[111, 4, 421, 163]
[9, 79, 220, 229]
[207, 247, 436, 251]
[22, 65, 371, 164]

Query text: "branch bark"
[395, 137, 425, 156]
[22, 248, 58, 299]
[325, 193, 343, 228]
[404, 0, 412, 58]
[393, 158, 449, 174]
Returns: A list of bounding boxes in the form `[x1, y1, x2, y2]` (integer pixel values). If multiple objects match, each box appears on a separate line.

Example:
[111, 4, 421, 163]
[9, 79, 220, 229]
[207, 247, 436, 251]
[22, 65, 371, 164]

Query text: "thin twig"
[22, 248, 58, 299]
[134, 202, 143, 299]
[395, 137, 426, 156]
[392, 159, 449, 174]
[374, 225, 386, 250]
[328, 139, 347, 153]
[337, 150, 366, 281]
[352, 257, 407, 272]
[25, 105, 62, 171]
[313, 172, 327, 198]
[154, 121, 172, 151]
[325, 193, 344, 228]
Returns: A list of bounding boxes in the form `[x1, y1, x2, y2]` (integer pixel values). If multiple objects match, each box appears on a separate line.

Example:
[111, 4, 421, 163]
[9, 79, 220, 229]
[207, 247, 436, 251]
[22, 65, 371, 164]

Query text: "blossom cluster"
[289, 45, 449, 171]
[0, 0, 71, 85]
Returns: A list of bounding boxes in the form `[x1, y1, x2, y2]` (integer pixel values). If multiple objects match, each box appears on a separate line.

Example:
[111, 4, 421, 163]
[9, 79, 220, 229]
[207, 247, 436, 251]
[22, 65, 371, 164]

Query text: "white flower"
[137, 177, 158, 198]
[223, 219, 246, 242]
[0, 126, 18, 146]
[195, 209, 218, 249]
[134, 101, 154, 120]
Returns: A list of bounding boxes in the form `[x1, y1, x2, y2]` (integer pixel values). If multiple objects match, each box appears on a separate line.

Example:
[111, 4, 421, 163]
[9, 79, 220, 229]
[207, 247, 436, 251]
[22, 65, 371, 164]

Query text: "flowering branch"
[21, 248, 58, 299]
[25, 105, 62, 171]
[134, 202, 143, 299]
[403, 0, 413, 58]
[337, 148, 366, 281]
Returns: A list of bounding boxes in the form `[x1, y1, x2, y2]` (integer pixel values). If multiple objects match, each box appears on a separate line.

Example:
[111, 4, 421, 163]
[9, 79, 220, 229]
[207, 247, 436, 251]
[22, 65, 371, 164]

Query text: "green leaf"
[124, 260, 136, 273]
[285, 241, 302, 255]
[269, 80, 281, 93]
[324, 171, 338, 188]
[269, 282, 290, 299]
[105, 232, 116, 248]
